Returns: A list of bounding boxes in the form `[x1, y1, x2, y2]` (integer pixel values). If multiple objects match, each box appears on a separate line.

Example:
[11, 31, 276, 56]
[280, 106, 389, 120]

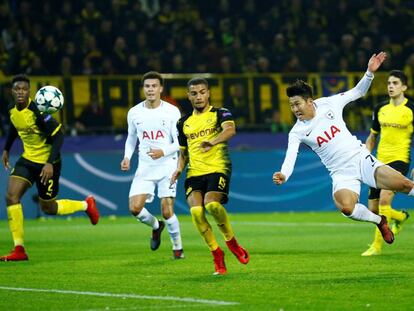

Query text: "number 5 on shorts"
[218, 176, 226, 190]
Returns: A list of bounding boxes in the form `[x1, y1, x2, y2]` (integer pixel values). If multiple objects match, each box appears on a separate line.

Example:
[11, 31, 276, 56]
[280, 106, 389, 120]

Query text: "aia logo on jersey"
[326, 110, 335, 120]
[142, 130, 165, 140]
[316, 125, 340, 147]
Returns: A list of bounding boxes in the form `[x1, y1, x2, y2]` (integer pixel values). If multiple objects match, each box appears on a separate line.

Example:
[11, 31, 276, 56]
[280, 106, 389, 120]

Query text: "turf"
[0, 211, 413, 310]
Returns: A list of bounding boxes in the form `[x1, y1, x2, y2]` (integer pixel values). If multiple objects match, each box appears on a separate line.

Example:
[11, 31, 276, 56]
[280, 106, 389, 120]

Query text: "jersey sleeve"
[280, 131, 301, 181]
[408, 101, 414, 128]
[3, 121, 18, 152]
[370, 104, 381, 134]
[217, 108, 235, 125]
[160, 107, 180, 156]
[177, 116, 188, 148]
[326, 71, 374, 110]
[32, 102, 62, 136]
[124, 109, 138, 159]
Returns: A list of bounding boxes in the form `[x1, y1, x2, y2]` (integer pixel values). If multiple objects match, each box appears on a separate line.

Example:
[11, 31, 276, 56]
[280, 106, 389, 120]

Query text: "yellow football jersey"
[371, 98, 414, 164]
[8, 100, 62, 163]
[177, 106, 234, 178]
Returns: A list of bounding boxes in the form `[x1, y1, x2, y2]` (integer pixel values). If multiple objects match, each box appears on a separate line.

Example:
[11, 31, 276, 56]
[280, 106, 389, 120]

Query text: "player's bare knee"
[334, 201, 353, 215]
[162, 209, 173, 219]
[5, 192, 20, 206]
[401, 178, 414, 193]
[39, 200, 57, 215]
[129, 204, 144, 216]
[340, 206, 354, 216]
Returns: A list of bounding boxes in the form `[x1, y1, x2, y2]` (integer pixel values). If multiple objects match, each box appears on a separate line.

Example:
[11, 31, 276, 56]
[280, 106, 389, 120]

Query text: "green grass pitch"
[0, 211, 413, 310]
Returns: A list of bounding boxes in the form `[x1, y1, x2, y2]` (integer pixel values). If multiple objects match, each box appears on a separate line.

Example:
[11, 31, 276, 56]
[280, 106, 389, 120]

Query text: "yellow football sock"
[205, 202, 234, 241]
[56, 199, 87, 215]
[190, 206, 219, 251]
[7, 204, 24, 246]
[390, 208, 406, 222]
[372, 204, 392, 249]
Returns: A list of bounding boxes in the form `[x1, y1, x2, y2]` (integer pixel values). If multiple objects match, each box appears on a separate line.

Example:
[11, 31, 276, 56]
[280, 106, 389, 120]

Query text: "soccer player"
[273, 52, 414, 245]
[361, 70, 412, 256]
[120, 71, 184, 259]
[1, 74, 99, 262]
[170, 77, 249, 275]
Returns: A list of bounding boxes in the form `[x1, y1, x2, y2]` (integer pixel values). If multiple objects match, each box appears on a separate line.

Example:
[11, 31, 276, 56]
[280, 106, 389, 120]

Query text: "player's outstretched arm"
[367, 52, 387, 73]
[273, 172, 286, 185]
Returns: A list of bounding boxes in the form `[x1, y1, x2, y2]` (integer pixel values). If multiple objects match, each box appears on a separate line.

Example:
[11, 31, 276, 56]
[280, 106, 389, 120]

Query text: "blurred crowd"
[1, 0, 414, 76]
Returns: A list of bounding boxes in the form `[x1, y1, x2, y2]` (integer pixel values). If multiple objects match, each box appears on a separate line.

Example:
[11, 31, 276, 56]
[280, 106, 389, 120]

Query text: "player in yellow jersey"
[170, 77, 249, 275]
[362, 70, 412, 256]
[1, 74, 100, 261]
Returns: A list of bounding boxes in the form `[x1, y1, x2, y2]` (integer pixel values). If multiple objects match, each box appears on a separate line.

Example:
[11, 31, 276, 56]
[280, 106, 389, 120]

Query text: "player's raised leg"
[334, 189, 394, 244]
[38, 196, 99, 225]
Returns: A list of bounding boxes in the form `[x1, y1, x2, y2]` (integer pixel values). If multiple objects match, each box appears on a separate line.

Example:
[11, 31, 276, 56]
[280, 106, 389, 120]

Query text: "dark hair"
[187, 77, 209, 89]
[12, 74, 30, 85]
[141, 71, 164, 86]
[286, 79, 313, 99]
[389, 70, 408, 86]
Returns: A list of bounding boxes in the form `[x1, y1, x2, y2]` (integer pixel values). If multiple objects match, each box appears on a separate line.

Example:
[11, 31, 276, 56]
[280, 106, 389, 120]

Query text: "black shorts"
[185, 173, 230, 204]
[11, 157, 61, 200]
[368, 160, 409, 200]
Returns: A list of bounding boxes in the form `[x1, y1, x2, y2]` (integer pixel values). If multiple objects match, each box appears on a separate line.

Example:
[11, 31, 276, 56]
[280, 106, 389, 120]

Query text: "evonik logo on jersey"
[142, 130, 165, 140]
[187, 127, 218, 140]
[316, 125, 341, 147]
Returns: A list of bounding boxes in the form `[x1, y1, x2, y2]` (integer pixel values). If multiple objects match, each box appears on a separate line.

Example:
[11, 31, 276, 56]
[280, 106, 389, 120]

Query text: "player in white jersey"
[273, 52, 414, 245]
[121, 71, 184, 259]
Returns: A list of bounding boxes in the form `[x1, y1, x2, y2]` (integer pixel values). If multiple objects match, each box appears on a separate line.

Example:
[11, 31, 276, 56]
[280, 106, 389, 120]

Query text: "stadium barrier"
[1, 134, 412, 219]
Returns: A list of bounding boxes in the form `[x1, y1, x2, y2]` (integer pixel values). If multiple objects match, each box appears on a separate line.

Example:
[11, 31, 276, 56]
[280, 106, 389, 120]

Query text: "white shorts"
[129, 163, 177, 203]
[331, 148, 384, 196]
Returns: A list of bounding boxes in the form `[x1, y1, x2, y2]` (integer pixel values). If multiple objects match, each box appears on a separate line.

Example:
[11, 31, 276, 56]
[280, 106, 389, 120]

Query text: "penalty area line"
[0, 286, 239, 306]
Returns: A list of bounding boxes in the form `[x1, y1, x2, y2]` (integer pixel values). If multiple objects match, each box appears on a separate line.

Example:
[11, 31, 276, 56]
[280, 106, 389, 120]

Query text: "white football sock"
[136, 208, 159, 229]
[408, 187, 414, 196]
[344, 203, 381, 224]
[165, 214, 183, 250]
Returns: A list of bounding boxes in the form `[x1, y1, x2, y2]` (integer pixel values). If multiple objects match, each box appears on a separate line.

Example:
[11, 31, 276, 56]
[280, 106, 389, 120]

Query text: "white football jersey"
[281, 71, 374, 180]
[124, 100, 181, 166]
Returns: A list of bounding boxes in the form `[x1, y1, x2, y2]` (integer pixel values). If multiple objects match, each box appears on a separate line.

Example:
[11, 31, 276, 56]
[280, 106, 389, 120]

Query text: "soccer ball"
[35, 85, 64, 114]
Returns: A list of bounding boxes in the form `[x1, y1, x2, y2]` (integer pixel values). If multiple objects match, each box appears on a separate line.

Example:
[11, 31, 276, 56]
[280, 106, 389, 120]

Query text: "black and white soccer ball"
[35, 85, 64, 114]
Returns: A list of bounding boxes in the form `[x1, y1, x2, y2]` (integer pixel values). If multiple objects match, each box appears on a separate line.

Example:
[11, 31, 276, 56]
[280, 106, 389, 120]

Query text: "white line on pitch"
[84, 304, 203, 311]
[0, 286, 239, 306]
[232, 221, 414, 228]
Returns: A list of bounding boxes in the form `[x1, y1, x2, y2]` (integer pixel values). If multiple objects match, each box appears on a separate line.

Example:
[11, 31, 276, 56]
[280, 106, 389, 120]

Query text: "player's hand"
[2, 150, 10, 170]
[200, 141, 214, 152]
[40, 163, 53, 185]
[170, 169, 182, 187]
[147, 148, 164, 160]
[367, 52, 387, 73]
[272, 172, 286, 185]
[120, 157, 130, 171]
